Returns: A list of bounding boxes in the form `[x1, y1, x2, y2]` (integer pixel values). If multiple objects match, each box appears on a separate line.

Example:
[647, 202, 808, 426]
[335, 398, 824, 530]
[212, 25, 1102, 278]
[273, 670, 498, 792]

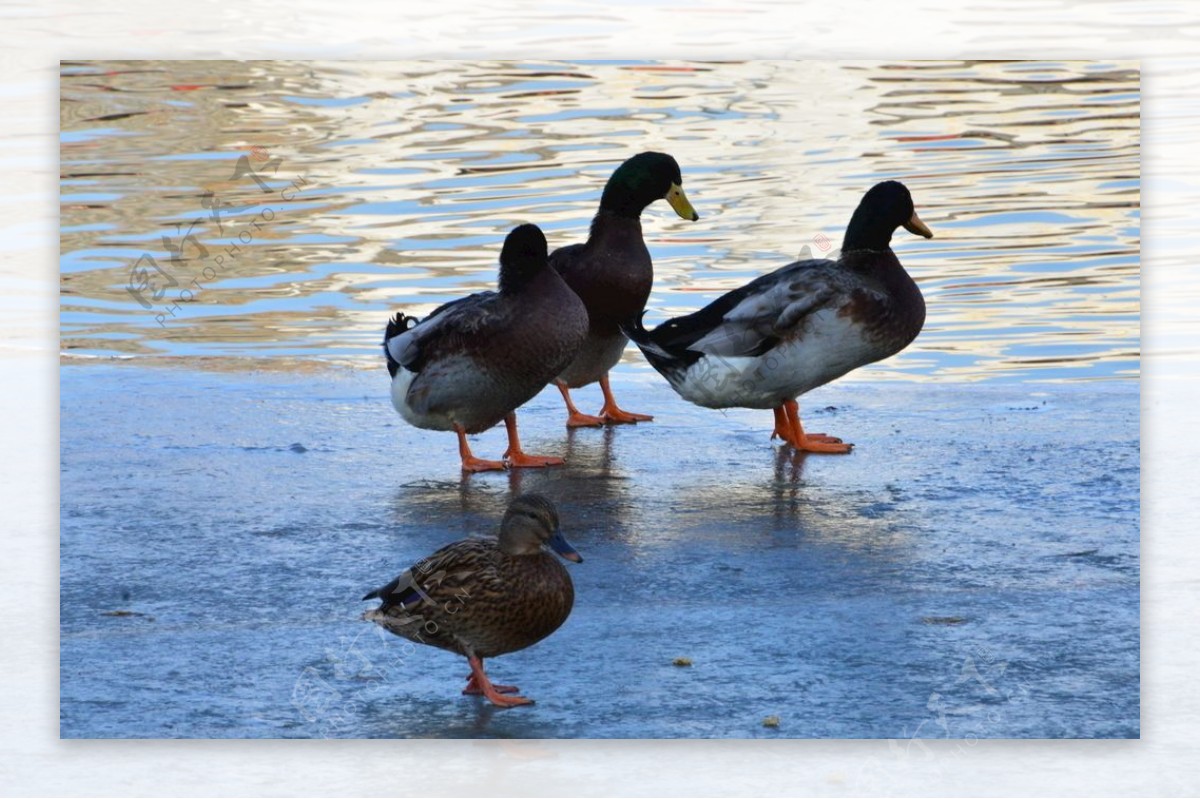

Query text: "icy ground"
[59, 364, 1139, 738]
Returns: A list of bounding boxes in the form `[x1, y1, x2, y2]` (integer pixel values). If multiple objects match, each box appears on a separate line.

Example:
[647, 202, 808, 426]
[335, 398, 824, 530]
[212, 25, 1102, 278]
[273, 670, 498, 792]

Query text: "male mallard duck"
[362, 493, 581, 708]
[385, 224, 588, 472]
[624, 180, 932, 453]
[551, 152, 699, 427]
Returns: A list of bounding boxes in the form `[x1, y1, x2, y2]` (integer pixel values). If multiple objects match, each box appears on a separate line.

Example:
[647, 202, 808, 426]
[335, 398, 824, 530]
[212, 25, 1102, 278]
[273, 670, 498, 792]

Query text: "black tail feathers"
[362, 574, 419, 609]
[619, 310, 652, 344]
[383, 312, 419, 378]
[384, 312, 418, 344]
[621, 311, 686, 375]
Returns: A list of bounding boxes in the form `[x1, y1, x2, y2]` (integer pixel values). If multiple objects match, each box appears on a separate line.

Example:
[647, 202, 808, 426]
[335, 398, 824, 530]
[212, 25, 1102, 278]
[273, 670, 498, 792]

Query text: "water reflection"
[772, 447, 811, 488]
[386, 425, 633, 544]
[60, 60, 1139, 382]
[560, 424, 618, 472]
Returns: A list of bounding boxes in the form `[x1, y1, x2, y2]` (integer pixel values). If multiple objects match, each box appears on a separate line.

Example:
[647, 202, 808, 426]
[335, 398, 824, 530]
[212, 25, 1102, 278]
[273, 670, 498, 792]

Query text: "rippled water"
[60, 60, 1139, 381]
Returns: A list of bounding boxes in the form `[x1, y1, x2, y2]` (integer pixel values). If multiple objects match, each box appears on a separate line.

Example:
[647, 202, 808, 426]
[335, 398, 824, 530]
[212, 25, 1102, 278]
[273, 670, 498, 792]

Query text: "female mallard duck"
[362, 493, 581, 708]
[385, 224, 588, 472]
[551, 151, 699, 427]
[624, 181, 932, 453]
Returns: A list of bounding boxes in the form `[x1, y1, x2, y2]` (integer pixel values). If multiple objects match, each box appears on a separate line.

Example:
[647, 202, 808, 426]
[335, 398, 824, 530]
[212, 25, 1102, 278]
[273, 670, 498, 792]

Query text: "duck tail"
[362, 573, 423, 609]
[383, 312, 418, 378]
[362, 572, 403, 603]
[621, 312, 684, 376]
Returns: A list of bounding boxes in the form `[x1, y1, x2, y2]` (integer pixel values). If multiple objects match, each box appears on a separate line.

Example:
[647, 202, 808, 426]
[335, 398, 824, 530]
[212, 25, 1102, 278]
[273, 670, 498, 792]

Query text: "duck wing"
[383, 292, 501, 377]
[363, 538, 500, 612]
[634, 259, 854, 366]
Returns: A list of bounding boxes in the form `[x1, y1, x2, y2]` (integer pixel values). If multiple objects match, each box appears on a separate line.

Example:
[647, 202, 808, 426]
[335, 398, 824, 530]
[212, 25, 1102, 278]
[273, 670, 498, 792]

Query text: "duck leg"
[502, 413, 564, 468]
[463, 671, 519, 695]
[454, 424, 507, 473]
[785, 399, 843, 443]
[771, 406, 792, 442]
[465, 655, 533, 708]
[597, 372, 653, 424]
[780, 399, 852, 454]
[556, 380, 605, 428]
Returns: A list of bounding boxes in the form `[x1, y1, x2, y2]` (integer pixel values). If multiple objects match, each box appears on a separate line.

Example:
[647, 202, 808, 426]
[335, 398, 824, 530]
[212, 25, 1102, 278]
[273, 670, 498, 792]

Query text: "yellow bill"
[903, 210, 933, 238]
[665, 183, 699, 221]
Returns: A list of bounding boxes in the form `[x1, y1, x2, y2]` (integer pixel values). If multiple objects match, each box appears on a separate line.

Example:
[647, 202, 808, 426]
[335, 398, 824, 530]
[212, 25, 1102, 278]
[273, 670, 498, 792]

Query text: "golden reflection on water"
[60, 60, 1139, 381]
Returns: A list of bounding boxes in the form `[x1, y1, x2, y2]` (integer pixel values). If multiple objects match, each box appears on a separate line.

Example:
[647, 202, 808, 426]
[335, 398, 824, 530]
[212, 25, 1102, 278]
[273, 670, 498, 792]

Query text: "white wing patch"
[689, 277, 837, 358]
[386, 325, 420, 370]
[672, 310, 875, 409]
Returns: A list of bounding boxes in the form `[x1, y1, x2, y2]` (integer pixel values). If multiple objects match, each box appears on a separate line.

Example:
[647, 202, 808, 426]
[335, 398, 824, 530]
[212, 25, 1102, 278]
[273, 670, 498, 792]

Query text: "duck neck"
[838, 248, 904, 278]
[498, 529, 545, 557]
[588, 209, 644, 245]
[502, 264, 573, 310]
[598, 182, 652, 220]
[498, 261, 544, 295]
[841, 203, 898, 253]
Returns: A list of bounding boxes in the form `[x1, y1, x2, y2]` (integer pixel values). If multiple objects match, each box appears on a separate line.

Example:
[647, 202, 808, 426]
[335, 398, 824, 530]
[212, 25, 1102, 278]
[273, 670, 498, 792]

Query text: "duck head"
[841, 180, 933, 252]
[599, 152, 699, 222]
[497, 223, 550, 294]
[499, 493, 583, 563]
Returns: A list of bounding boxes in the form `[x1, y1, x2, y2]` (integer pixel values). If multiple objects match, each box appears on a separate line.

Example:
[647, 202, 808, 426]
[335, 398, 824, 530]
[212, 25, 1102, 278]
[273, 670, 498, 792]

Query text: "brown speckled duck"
[624, 181, 932, 453]
[361, 494, 581, 708]
[551, 152, 699, 427]
[385, 224, 588, 472]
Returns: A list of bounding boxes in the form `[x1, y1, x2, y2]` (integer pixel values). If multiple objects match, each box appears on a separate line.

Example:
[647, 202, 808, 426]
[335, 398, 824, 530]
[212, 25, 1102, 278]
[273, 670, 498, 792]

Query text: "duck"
[385, 224, 588, 472]
[550, 152, 699, 427]
[361, 493, 581, 708]
[623, 180, 932, 453]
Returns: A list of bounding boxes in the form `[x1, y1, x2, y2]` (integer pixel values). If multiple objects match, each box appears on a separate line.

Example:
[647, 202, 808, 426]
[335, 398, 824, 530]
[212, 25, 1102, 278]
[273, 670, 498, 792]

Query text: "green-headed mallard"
[624, 180, 932, 453]
[551, 152, 699, 427]
[362, 493, 581, 708]
[385, 224, 588, 472]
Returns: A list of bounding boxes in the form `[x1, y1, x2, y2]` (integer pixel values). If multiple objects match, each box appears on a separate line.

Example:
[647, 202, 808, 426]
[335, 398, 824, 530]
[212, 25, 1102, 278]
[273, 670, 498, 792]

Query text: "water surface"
[60, 60, 1140, 382]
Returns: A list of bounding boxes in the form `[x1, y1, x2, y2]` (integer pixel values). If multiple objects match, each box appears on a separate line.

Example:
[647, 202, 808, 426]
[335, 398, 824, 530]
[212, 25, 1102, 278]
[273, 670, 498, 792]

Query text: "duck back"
[364, 541, 575, 660]
[389, 266, 588, 433]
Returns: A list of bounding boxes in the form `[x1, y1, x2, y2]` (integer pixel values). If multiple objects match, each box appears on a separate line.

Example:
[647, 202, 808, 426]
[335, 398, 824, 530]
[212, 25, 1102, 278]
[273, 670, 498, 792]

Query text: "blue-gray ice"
[60, 365, 1139, 738]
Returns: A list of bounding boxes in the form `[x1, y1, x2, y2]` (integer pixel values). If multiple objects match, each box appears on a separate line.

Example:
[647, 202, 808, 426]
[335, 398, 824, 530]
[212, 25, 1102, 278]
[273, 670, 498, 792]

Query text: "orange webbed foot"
[774, 401, 853, 454]
[461, 455, 509, 473]
[466, 656, 535, 708]
[557, 382, 604, 428]
[455, 425, 507, 472]
[789, 436, 853, 454]
[504, 449, 565, 469]
[565, 411, 606, 428]
[596, 373, 653, 425]
[464, 674, 519, 695]
[501, 413, 565, 468]
[599, 405, 654, 425]
[487, 692, 534, 708]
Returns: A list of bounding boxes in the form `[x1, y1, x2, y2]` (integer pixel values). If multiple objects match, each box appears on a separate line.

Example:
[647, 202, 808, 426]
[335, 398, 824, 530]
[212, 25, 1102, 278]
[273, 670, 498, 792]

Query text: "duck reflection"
[772, 446, 810, 486]
[387, 420, 634, 552]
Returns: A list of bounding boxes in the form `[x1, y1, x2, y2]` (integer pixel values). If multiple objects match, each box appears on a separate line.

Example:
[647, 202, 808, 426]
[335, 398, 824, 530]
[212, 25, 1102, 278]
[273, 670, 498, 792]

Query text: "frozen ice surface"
[59, 364, 1139, 738]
